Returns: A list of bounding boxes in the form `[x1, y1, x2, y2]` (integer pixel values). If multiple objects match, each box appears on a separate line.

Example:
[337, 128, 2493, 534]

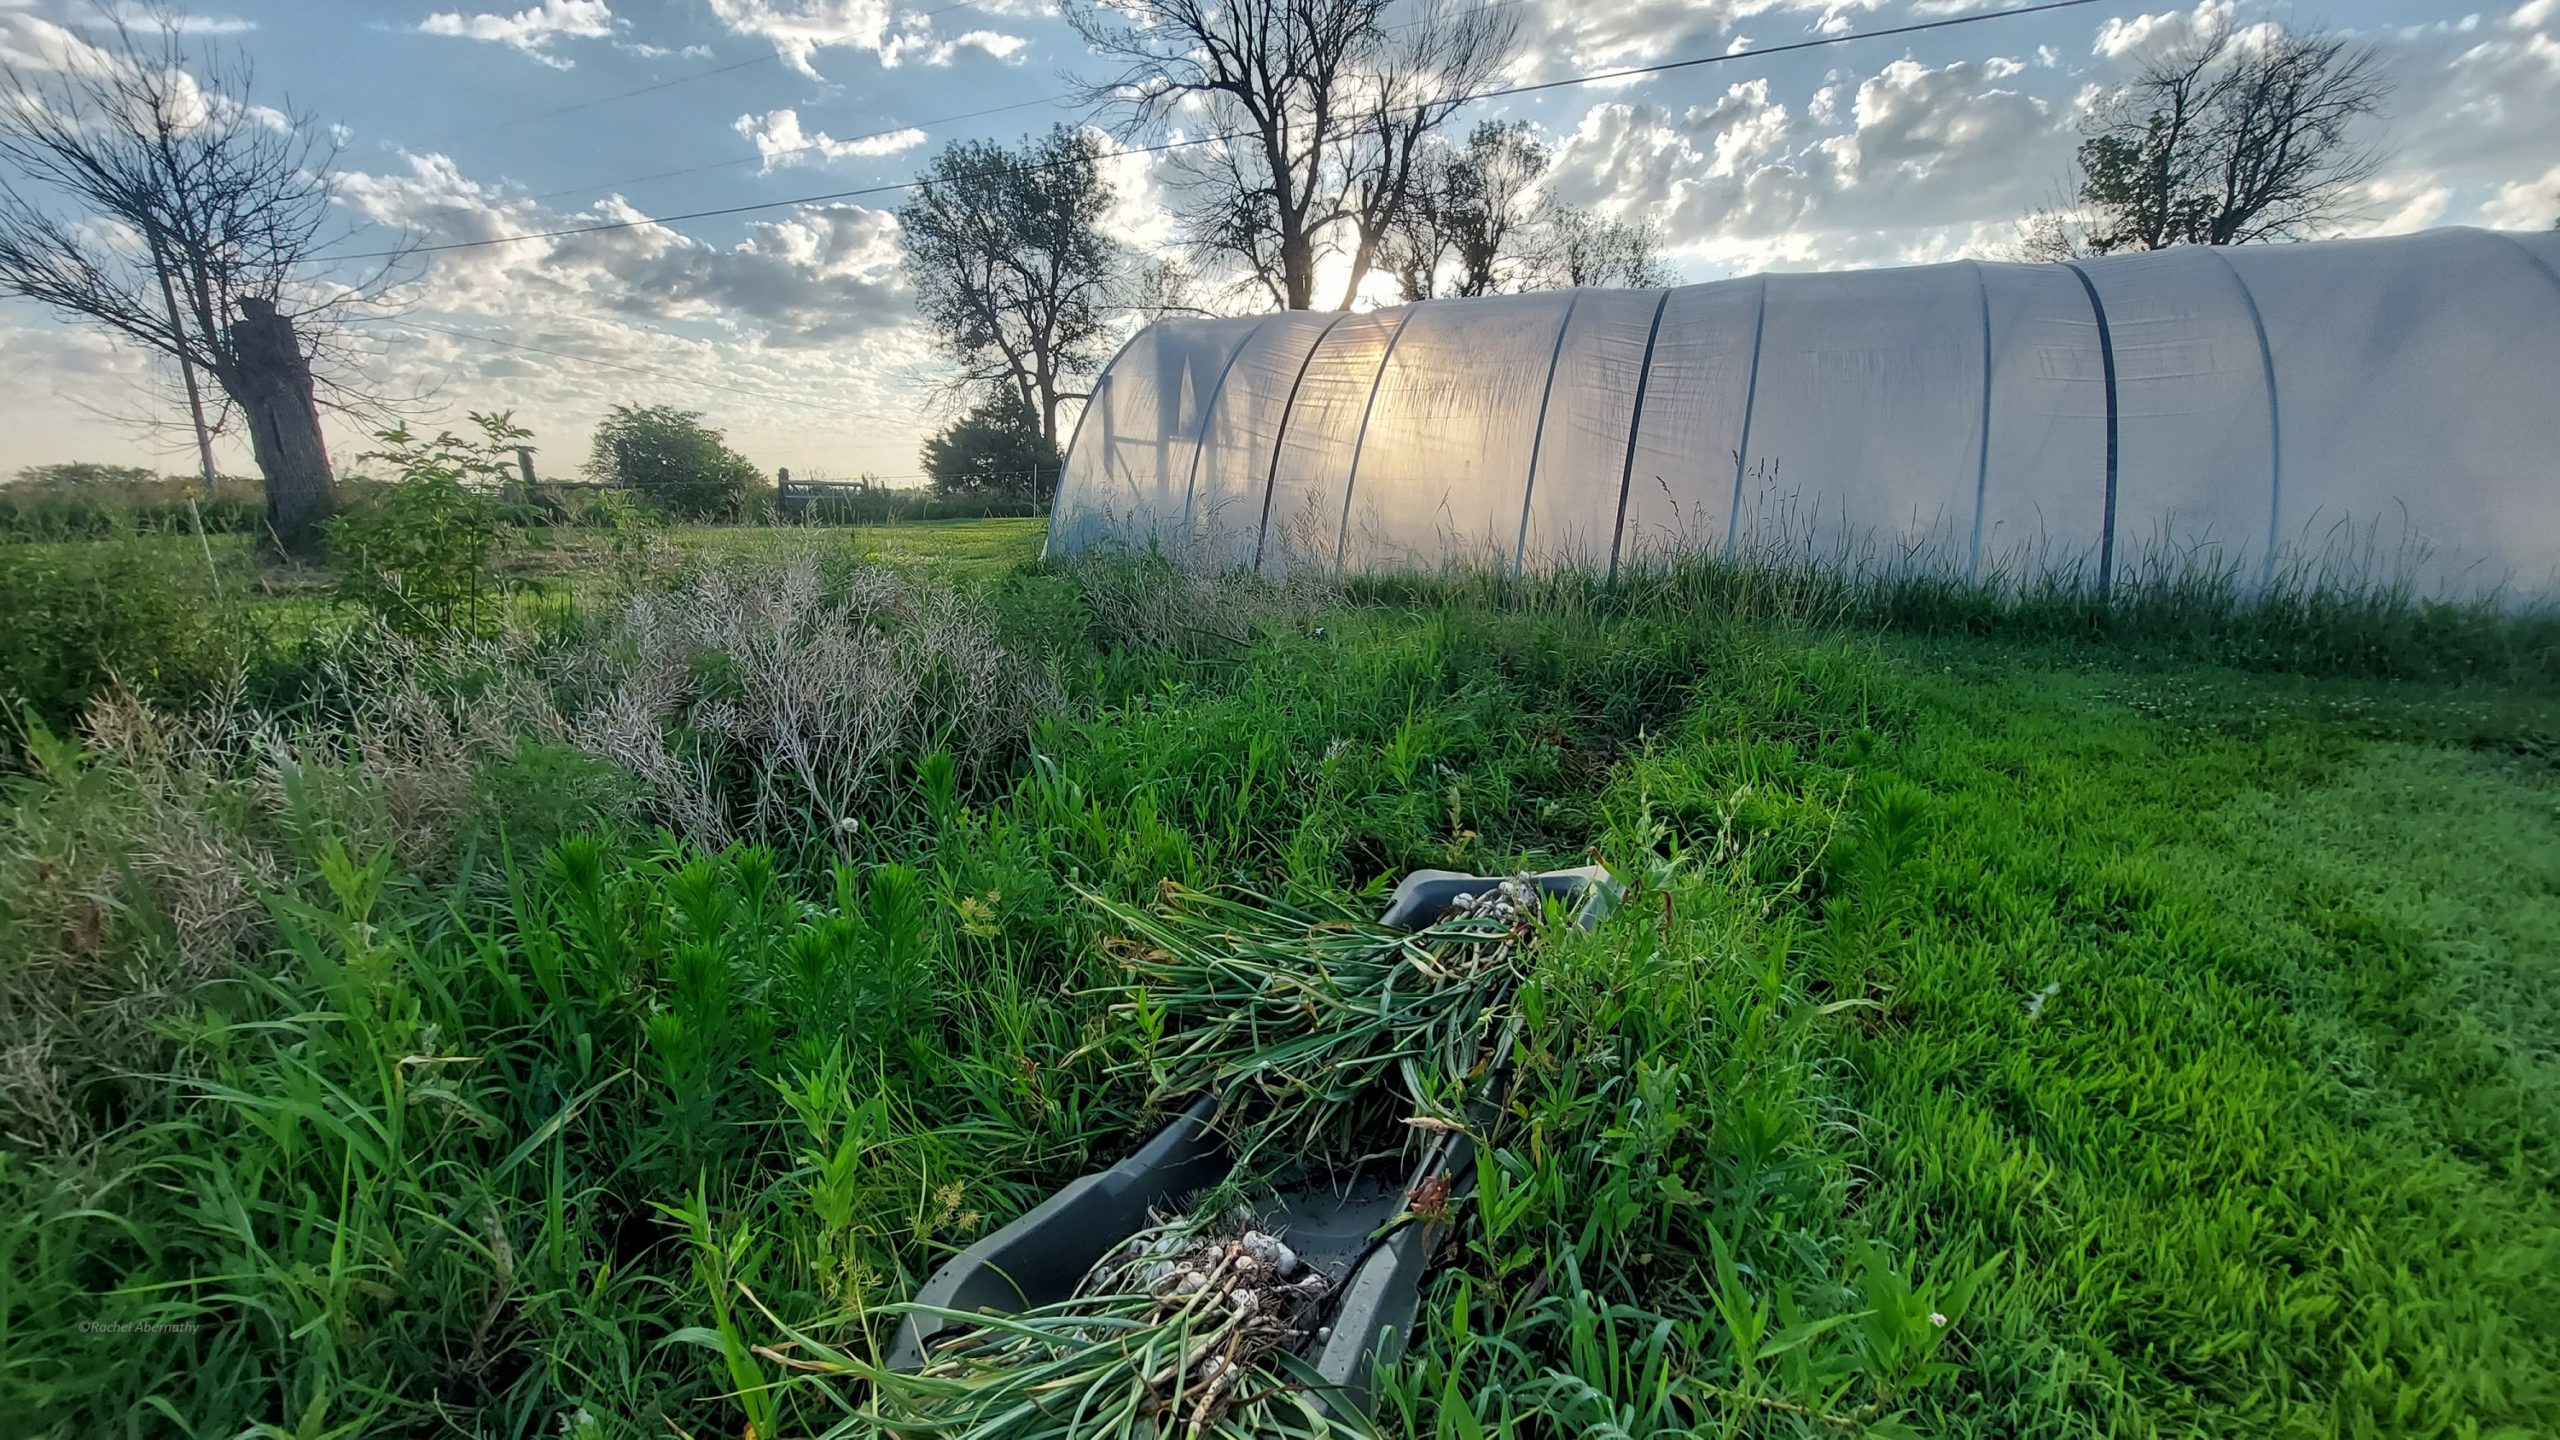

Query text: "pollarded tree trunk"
[229, 297, 337, 553]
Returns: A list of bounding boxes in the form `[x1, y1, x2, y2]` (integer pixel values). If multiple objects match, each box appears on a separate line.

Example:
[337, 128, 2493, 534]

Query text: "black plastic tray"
[885, 865, 1617, 1420]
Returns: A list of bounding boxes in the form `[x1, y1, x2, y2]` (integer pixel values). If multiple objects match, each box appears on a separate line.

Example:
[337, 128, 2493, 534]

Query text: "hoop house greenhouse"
[1044, 227, 2560, 599]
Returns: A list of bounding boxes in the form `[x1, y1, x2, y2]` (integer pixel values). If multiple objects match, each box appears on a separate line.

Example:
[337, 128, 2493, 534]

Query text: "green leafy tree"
[920, 393, 1060, 502]
[584, 405, 765, 520]
[899, 126, 1121, 453]
[327, 412, 526, 637]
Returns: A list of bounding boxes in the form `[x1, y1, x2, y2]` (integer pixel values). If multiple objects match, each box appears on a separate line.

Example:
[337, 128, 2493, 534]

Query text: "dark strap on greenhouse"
[2062, 260, 2120, 596]
[1043, 327, 1140, 561]
[2204, 248, 2283, 593]
[1252, 312, 1354, 573]
[1176, 329, 1260, 534]
[1335, 306, 1422, 575]
[1607, 290, 1675, 582]
[2490, 229, 2560, 298]
[1514, 291, 1586, 573]
[1725, 276, 1770, 557]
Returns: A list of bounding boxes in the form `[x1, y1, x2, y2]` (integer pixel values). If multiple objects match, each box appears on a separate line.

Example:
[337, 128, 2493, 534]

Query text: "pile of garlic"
[1094, 1214, 1334, 1423]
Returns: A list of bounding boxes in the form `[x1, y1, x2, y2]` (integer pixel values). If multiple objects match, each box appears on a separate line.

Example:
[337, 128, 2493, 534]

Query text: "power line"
[365, 316, 865, 416]
[424, 54, 777, 146]
[337, 0, 2106, 263]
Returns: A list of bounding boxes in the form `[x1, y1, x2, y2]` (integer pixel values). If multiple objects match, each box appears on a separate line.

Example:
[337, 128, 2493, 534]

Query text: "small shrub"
[0, 538, 236, 733]
[585, 404, 767, 521]
[583, 485, 670, 592]
[326, 414, 530, 637]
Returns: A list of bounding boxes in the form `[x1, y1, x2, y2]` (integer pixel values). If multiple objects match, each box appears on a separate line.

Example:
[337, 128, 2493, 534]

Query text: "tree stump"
[231, 297, 338, 553]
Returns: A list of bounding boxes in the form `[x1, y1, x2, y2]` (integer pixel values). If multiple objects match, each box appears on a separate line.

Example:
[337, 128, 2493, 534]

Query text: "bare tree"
[1384, 119, 1674, 297]
[900, 126, 1121, 453]
[0, 9, 412, 550]
[1068, 0, 1516, 312]
[2066, 19, 2390, 254]
[2009, 175, 2091, 263]
[1532, 202, 1675, 289]
[1385, 119, 1548, 299]
[1330, 1, 1513, 309]
[1123, 255, 1214, 321]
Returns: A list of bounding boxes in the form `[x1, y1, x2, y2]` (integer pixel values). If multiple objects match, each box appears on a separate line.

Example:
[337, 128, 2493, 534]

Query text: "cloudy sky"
[0, 0, 2554, 483]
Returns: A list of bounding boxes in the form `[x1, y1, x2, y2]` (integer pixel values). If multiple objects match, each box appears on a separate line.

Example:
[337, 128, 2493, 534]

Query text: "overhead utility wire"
[336, 0, 2106, 262]
[422, 53, 775, 145]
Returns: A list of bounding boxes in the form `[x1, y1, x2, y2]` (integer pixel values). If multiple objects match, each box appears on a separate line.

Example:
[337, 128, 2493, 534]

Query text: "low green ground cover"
[2, 523, 2553, 1438]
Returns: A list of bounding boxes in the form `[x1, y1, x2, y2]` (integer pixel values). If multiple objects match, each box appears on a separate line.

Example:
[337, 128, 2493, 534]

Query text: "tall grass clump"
[0, 549, 1107, 1438]
[0, 537, 241, 732]
[0, 472, 264, 542]
[0, 653, 627, 1148]
[569, 544, 1058, 852]
[1049, 539, 1333, 662]
[1374, 519, 2560, 688]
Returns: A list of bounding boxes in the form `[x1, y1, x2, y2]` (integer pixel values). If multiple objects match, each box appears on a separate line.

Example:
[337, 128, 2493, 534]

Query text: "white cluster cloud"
[2480, 161, 2560, 229]
[619, 39, 714, 59]
[106, 4, 255, 35]
[1090, 124, 1177, 252]
[0, 5, 288, 131]
[700, 0, 1029, 76]
[733, 107, 927, 170]
[1503, 0, 1731, 77]
[704, 0, 884, 77]
[417, 0, 618, 69]
[1544, 51, 2059, 273]
[0, 4, 115, 72]
[2092, 0, 2237, 60]
[1817, 56, 2056, 226]
[699, 0, 1022, 77]
[338, 149, 916, 343]
[926, 29, 1026, 66]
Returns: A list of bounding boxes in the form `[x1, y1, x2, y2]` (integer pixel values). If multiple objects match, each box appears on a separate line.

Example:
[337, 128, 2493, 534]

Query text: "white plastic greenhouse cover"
[1046, 228, 2560, 599]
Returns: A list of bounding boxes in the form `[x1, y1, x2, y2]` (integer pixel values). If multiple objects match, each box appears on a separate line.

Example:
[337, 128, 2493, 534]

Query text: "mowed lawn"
[1369, 618, 2559, 1436]
[664, 514, 1047, 578]
[1743, 650, 2558, 1435]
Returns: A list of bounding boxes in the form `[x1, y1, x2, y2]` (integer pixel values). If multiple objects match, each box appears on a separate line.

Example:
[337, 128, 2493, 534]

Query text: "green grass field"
[668, 514, 1048, 576]
[2, 518, 2554, 1438]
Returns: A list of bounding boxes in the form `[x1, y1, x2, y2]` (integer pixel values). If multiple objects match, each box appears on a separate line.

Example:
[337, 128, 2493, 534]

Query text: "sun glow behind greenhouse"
[1045, 228, 2560, 600]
